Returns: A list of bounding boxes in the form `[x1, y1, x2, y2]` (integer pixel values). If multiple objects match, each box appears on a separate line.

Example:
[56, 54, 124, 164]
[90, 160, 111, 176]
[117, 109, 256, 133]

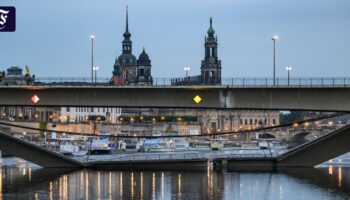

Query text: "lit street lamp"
[184, 66, 190, 77]
[93, 65, 99, 83]
[286, 65, 292, 85]
[90, 34, 95, 83]
[272, 35, 279, 85]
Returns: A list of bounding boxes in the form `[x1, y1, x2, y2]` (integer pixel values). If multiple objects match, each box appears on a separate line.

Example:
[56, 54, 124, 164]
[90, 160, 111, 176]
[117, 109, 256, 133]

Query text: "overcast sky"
[1, 0, 350, 78]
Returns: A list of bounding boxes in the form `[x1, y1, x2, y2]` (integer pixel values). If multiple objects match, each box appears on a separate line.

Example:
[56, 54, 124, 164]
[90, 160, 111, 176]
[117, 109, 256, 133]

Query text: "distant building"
[172, 17, 222, 86]
[199, 110, 280, 133]
[60, 107, 121, 123]
[0, 66, 35, 85]
[111, 7, 153, 86]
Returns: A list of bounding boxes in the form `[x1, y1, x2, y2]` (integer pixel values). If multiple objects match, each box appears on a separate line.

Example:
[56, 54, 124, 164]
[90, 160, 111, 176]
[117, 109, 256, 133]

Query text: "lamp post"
[93, 65, 99, 83]
[272, 35, 279, 85]
[90, 34, 95, 83]
[184, 66, 190, 77]
[286, 65, 292, 85]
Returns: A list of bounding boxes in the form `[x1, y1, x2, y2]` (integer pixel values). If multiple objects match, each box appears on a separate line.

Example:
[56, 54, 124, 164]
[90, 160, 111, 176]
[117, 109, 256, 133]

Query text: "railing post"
[243, 78, 245, 86]
[344, 77, 346, 86]
[265, 78, 267, 86]
[333, 78, 335, 86]
[299, 78, 301, 86]
[311, 78, 313, 86]
[231, 78, 233, 86]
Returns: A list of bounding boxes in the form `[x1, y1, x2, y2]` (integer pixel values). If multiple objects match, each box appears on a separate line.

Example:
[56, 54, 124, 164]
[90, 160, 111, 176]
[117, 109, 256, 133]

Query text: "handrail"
[26, 77, 350, 87]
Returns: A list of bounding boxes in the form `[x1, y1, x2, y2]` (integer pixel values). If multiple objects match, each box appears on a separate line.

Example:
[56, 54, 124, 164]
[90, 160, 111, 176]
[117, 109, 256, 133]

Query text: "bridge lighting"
[328, 121, 333, 126]
[293, 123, 298, 127]
[23, 132, 26, 135]
[271, 35, 279, 85]
[184, 66, 190, 77]
[286, 65, 292, 85]
[90, 34, 96, 83]
[272, 35, 279, 40]
[304, 122, 309, 127]
[161, 116, 165, 120]
[35, 114, 38, 118]
[140, 116, 144, 120]
[93, 65, 99, 83]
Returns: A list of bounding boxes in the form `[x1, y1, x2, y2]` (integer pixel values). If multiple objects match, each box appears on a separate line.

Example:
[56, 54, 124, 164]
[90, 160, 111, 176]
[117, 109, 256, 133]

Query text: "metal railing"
[30, 77, 350, 87]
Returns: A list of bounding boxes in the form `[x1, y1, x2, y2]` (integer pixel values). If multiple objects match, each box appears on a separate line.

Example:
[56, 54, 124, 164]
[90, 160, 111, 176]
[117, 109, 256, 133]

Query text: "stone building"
[111, 7, 153, 86]
[172, 17, 222, 85]
[199, 110, 280, 133]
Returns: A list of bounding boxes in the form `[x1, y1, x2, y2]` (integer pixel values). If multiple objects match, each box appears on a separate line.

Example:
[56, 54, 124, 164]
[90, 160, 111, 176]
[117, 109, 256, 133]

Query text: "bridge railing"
[31, 77, 350, 87]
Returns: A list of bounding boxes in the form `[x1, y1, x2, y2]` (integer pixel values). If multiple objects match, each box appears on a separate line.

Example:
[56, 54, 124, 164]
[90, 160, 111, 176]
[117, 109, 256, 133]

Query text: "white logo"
[0, 9, 10, 30]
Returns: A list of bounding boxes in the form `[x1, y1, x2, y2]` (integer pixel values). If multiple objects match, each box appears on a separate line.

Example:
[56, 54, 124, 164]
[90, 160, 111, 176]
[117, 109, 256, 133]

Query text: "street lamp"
[286, 65, 292, 85]
[93, 65, 99, 83]
[184, 66, 190, 78]
[272, 35, 279, 85]
[90, 34, 96, 83]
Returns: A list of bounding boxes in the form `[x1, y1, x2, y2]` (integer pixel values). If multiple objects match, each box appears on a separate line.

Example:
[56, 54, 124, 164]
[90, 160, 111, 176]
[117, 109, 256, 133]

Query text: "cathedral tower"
[200, 17, 222, 85]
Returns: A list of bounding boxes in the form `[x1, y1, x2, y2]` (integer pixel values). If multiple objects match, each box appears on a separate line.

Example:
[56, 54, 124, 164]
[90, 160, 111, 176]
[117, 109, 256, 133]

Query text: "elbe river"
[0, 157, 349, 200]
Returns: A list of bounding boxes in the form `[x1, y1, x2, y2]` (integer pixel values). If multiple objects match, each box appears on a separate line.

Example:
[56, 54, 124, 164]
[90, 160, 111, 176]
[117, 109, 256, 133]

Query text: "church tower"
[200, 17, 222, 85]
[137, 47, 153, 85]
[112, 6, 153, 86]
[112, 6, 138, 85]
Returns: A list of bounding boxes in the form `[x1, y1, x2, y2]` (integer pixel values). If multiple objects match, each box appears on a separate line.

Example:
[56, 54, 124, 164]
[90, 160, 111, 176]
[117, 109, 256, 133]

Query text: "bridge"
[0, 123, 350, 169]
[1, 77, 350, 111]
[1, 85, 350, 111]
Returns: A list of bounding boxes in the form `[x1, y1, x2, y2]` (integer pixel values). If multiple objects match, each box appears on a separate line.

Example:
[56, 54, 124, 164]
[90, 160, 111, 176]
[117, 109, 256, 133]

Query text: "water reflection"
[0, 158, 350, 199]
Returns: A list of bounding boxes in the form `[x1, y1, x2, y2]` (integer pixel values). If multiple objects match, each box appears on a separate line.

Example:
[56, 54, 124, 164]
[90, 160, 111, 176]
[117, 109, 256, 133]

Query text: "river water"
[0, 157, 349, 200]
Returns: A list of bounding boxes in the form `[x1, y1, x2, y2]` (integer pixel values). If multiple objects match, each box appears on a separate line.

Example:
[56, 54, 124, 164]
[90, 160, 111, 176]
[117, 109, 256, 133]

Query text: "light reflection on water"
[0, 157, 350, 200]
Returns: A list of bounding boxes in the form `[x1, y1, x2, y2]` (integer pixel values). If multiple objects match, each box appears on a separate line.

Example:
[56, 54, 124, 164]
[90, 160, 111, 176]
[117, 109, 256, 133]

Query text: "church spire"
[123, 5, 131, 40]
[207, 17, 215, 38]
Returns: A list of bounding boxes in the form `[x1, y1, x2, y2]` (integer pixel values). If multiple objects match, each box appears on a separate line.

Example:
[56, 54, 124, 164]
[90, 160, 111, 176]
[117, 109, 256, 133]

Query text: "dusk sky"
[1, 0, 350, 78]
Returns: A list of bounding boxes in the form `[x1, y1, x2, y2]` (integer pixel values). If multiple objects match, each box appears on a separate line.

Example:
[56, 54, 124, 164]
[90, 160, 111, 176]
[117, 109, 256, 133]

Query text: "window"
[240, 119, 243, 125]
[273, 119, 276, 125]
[140, 69, 145, 76]
[66, 107, 70, 112]
[245, 119, 248, 125]
[250, 119, 253, 125]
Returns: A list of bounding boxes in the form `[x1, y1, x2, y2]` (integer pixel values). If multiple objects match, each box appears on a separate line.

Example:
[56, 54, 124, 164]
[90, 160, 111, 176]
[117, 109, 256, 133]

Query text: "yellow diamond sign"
[193, 95, 202, 104]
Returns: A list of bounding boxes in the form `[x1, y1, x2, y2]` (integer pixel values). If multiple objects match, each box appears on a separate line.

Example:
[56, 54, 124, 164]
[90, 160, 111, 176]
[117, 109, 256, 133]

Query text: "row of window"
[65, 107, 120, 114]
[240, 118, 277, 125]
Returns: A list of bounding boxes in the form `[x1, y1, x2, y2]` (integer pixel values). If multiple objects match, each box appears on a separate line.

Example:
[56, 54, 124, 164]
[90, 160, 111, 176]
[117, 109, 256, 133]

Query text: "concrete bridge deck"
[1, 86, 350, 111]
[1, 124, 350, 169]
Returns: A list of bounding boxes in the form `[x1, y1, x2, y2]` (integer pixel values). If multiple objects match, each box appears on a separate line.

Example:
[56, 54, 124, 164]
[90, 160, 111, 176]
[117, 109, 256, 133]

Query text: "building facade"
[60, 107, 121, 124]
[172, 17, 222, 86]
[111, 7, 153, 86]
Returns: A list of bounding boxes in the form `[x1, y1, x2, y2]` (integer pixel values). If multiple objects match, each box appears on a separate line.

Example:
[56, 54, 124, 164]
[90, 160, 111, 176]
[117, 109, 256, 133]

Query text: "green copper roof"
[207, 17, 215, 37]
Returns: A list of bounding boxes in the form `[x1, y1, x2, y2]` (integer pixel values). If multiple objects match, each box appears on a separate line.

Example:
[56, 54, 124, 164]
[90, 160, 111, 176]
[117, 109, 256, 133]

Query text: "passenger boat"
[88, 139, 116, 155]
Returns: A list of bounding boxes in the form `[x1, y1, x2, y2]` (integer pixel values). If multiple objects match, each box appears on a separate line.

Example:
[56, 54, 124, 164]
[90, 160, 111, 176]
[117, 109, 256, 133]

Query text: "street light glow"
[272, 35, 279, 40]
[286, 66, 292, 71]
[90, 34, 95, 40]
[93, 66, 99, 71]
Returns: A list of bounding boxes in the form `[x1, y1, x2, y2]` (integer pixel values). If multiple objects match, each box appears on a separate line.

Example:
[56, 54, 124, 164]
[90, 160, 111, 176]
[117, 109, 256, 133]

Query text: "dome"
[138, 48, 151, 65]
[117, 53, 137, 65]
[207, 17, 215, 37]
